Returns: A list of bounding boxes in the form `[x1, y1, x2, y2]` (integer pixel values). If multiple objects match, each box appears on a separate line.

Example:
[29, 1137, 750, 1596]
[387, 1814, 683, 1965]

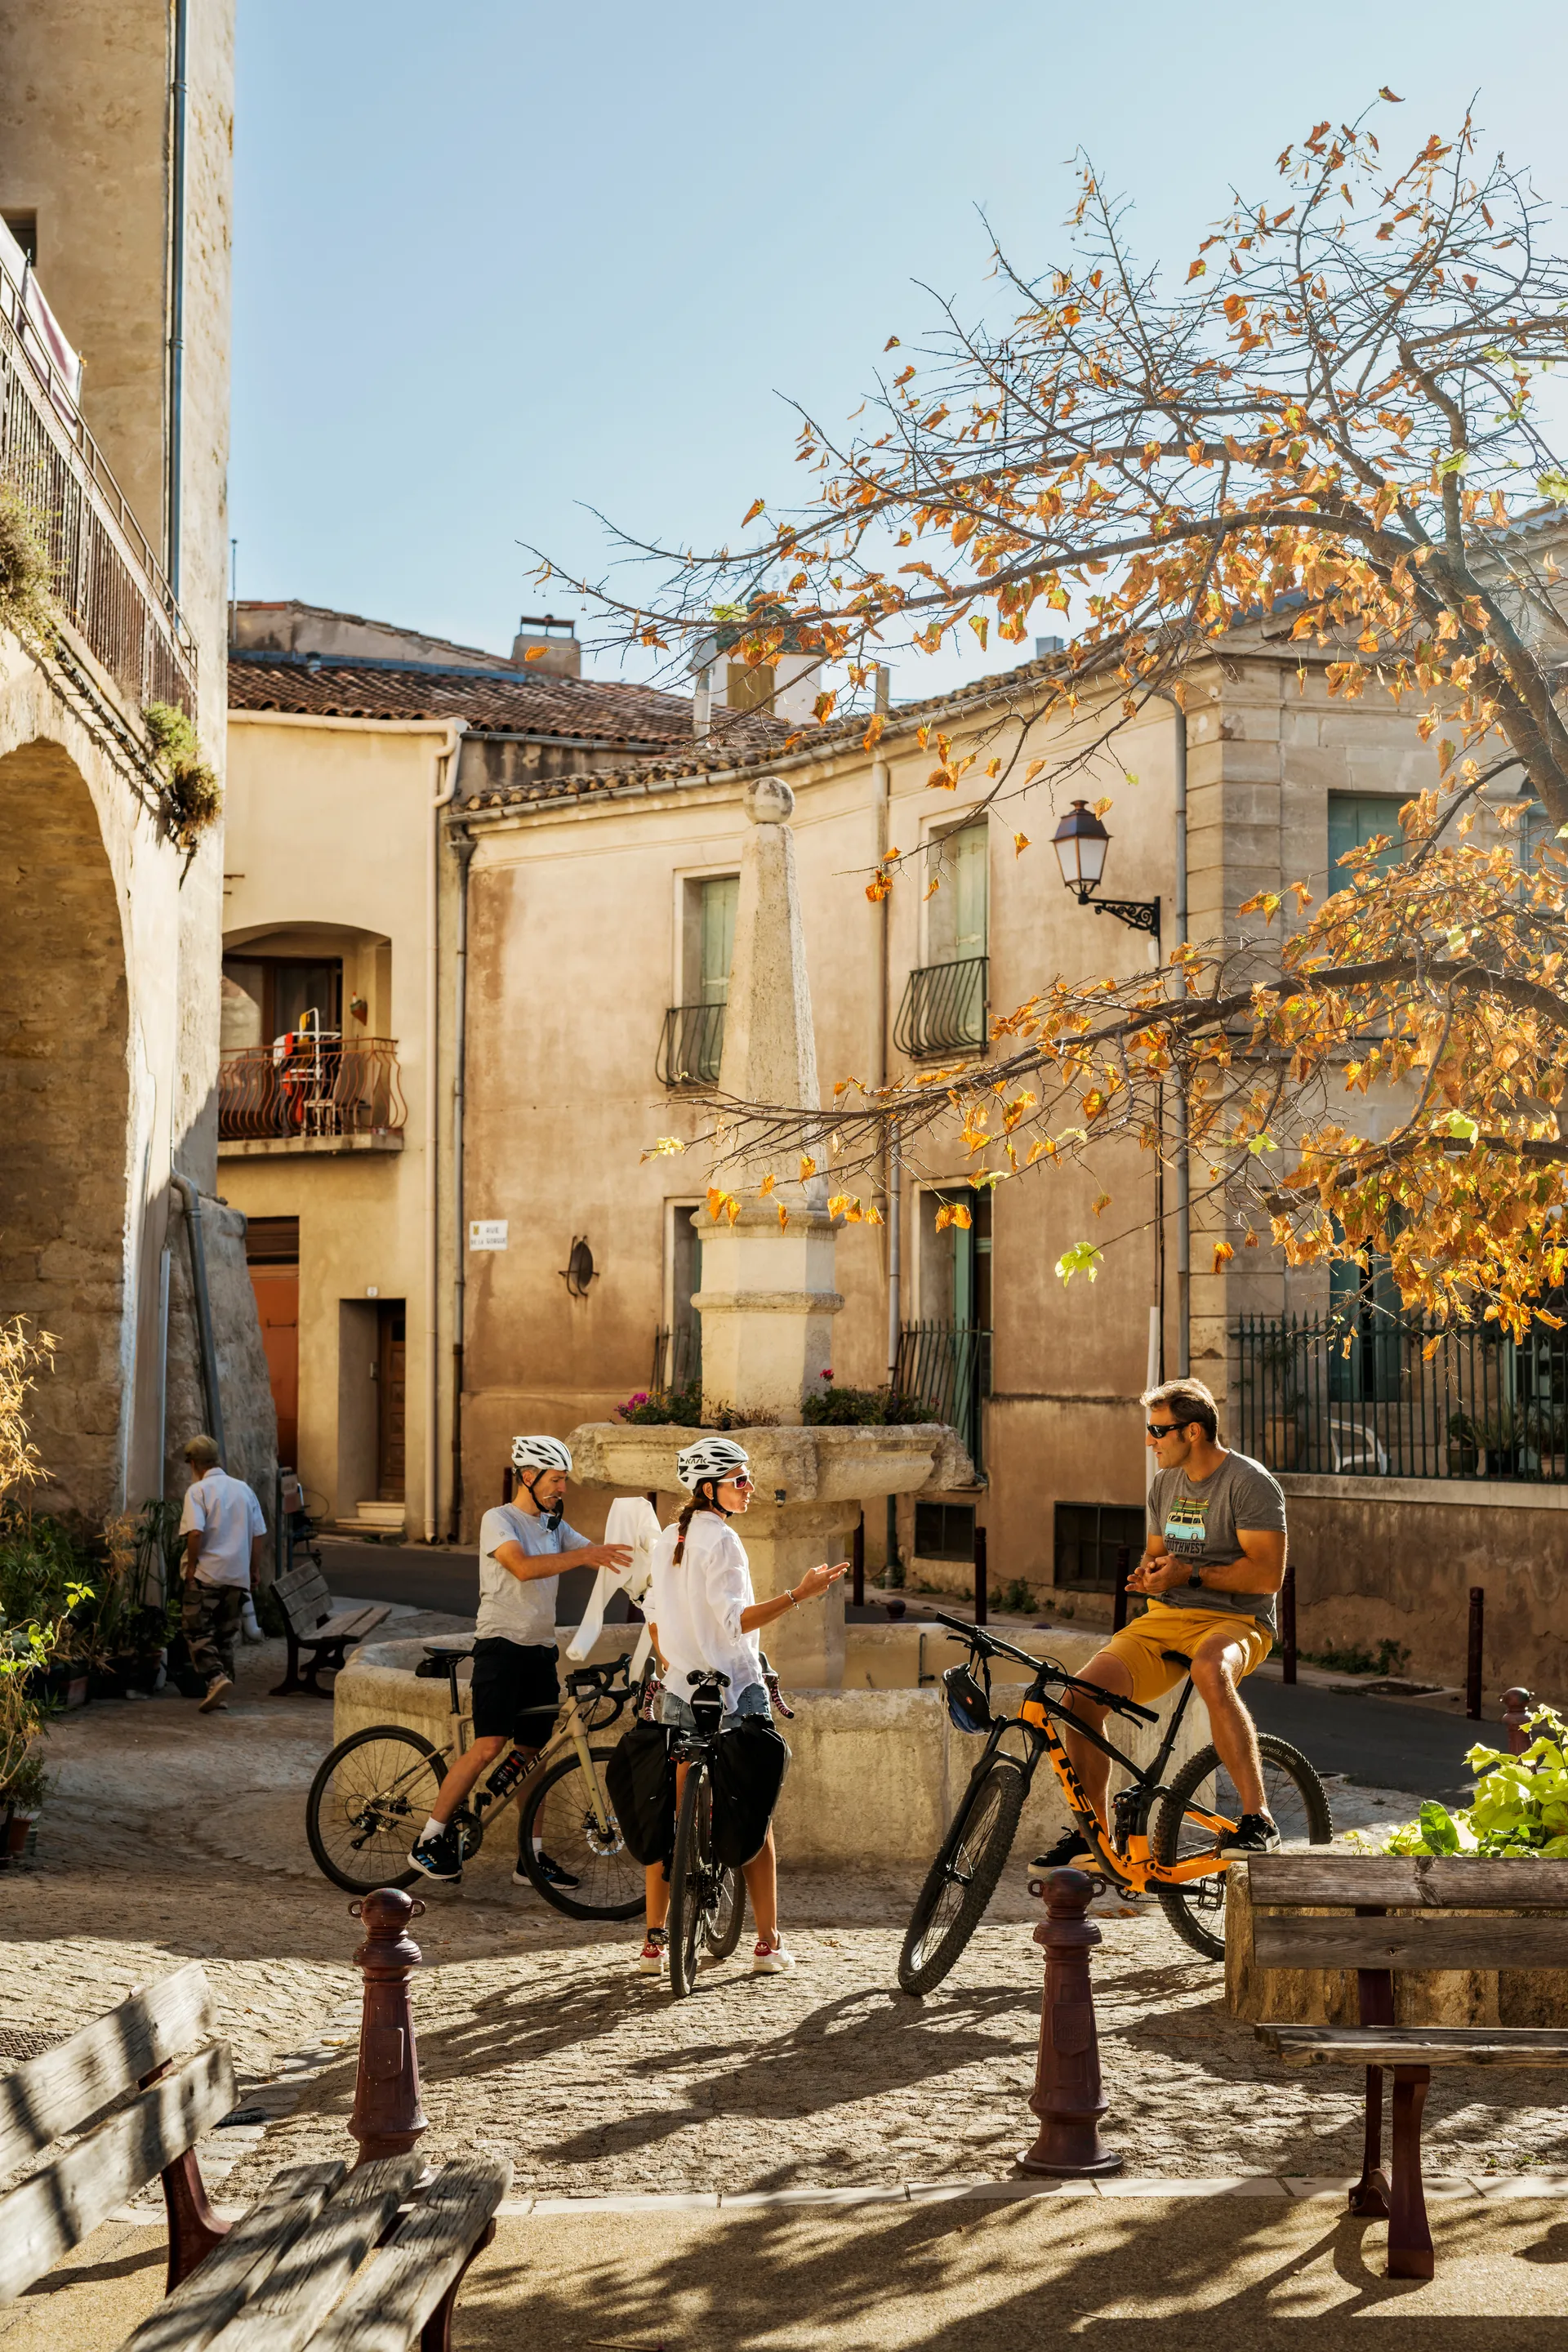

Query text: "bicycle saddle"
[414, 1642, 473, 1679]
[1160, 1647, 1192, 1668]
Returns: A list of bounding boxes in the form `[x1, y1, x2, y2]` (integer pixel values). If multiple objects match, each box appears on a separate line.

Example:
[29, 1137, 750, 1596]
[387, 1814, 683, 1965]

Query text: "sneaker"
[530, 1850, 581, 1891]
[1219, 1812, 1281, 1858]
[198, 1674, 234, 1713]
[1030, 1826, 1096, 1871]
[409, 1825, 463, 1882]
[751, 1938, 796, 1976]
[635, 1931, 668, 1976]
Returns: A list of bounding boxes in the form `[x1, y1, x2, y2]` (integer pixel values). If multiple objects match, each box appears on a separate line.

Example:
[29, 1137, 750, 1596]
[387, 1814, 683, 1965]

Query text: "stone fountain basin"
[568, 1420, 976, 1499]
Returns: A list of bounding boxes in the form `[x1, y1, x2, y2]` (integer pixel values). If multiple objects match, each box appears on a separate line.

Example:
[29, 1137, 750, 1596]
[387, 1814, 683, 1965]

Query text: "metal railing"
[218, 1037, 407, 1144]
[648, 1324, 701, 1398]
[896, 1318, 991, 1472]
[657, 1002, 726, 1088]
[0, 251, 197, 715]
[893, 956, 988, 1058]
[1234, 1311, 1568, 1481]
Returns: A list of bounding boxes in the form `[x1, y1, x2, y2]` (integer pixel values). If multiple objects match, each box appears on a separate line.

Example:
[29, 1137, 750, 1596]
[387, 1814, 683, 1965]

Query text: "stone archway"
[0, 737, 131, 1523]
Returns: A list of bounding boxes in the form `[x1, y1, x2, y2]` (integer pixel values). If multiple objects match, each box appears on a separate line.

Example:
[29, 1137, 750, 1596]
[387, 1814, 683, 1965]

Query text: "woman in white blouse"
[638, 1435, 846, 1977]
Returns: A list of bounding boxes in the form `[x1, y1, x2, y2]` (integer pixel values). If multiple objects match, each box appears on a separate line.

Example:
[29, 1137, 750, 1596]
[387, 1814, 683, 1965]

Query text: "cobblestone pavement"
[3, 1628, 1566, 2206]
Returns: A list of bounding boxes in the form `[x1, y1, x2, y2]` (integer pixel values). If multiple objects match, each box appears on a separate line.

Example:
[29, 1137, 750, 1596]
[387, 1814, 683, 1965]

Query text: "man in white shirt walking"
[178, 1434, 269, 1713]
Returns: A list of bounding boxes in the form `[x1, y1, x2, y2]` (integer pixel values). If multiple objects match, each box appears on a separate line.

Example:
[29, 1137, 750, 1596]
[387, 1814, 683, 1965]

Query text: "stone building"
[0, 0, 274, 1528]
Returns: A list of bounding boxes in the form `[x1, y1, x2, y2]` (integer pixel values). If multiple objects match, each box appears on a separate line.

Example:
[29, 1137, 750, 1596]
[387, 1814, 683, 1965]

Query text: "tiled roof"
[227, 650, 789, 750]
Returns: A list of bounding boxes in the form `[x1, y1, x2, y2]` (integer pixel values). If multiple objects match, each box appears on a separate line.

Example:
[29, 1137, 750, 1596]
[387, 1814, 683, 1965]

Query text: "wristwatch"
[1187, 1568, 1205, 1589]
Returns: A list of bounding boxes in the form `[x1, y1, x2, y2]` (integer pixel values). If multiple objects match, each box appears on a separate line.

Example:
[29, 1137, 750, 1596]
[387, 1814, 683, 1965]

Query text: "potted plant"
[0, 1748, 47, 1864]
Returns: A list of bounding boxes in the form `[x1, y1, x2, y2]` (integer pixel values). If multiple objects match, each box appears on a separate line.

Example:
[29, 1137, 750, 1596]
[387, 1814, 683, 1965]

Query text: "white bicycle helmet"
[510, 1434, 573, 1476]
[675, 1435, 751, 1490]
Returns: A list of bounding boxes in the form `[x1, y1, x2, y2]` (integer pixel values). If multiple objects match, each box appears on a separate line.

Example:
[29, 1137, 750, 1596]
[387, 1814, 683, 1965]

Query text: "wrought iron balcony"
[896, 1318, 991, 1473]
[0, 250, 197, 716]
[893, 956, 988, 1059]
[657, 1002, 726, 1088]
[218, 1036, 406, 1151]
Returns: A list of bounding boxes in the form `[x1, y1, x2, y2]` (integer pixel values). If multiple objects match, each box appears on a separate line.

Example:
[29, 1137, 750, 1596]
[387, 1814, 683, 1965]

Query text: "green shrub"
[1369, 1703, 1568, 1855]
[0, 483, 55, 649]
[803, 1383, 924, 1427]
[1300, 1637, 1411, 1677]
[144, 702, 221, 850]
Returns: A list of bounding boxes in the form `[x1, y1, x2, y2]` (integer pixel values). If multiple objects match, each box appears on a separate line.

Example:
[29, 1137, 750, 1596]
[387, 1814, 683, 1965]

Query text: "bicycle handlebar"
[921, 1608, 1160, 1726]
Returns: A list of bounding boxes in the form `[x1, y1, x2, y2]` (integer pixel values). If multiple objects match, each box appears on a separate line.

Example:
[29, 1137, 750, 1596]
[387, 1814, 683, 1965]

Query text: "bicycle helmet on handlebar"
[675, 1436, 751, 1490]
[942, 1662, 992, 1734]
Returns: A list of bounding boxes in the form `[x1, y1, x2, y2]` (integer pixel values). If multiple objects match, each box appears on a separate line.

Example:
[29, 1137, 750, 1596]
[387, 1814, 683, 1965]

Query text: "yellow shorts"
[1095, 1601, 1272, 1708]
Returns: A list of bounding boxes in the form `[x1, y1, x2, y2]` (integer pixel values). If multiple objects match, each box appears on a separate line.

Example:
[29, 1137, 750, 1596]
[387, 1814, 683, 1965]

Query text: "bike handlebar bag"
[605, 1720, 676, 1869]
[709, 1718, 791, 1868]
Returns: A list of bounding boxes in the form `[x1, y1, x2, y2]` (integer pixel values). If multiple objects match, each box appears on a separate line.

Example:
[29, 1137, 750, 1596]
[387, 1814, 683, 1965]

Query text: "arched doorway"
[0, 737, 131, 1523]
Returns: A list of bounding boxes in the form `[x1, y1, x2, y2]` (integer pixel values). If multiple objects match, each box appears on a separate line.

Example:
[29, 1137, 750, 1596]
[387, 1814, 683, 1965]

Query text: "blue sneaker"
[409, 1824, 462, 1882]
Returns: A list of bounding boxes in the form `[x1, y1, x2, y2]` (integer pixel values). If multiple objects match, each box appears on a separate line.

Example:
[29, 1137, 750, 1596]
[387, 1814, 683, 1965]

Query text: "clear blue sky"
[232, 1, 1568, 700]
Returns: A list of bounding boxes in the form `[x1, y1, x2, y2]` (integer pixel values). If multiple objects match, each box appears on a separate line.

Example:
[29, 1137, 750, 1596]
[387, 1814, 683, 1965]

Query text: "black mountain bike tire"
[514, 1744, 644, 1922]
[704, 1863, 746, 1960]
[668, 1763, 719, 1998]
[306, 1724, 446, 1895]
[1152, 1732, 1333, 1961]
[898, 1756, 1028, 1997]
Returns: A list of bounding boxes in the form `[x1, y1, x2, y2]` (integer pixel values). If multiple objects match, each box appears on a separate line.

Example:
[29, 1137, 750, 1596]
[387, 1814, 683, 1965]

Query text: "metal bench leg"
[420, 2219, 496, 2352]
[140, 2060, 232, 2290]
[270, 1623, 306, 1699]
[299, 1642, 341, 1699]
[1388, 2065, 1434, 2281]
[1350, 2065, 1390, 2217]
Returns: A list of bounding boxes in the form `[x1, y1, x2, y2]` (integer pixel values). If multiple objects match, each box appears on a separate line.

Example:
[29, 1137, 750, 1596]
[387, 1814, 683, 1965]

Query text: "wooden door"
[377, 1303, 406, 1499]
[250, 1268, 300, 1468]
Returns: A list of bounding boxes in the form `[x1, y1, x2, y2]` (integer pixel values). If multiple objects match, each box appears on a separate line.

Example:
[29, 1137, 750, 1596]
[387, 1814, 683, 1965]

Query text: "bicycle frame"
[422, 1649, 626, 1842]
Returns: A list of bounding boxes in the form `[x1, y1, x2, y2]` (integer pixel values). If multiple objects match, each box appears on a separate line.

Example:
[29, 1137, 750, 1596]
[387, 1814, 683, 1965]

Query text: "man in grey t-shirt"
[1035, 1377, 1289, 1874]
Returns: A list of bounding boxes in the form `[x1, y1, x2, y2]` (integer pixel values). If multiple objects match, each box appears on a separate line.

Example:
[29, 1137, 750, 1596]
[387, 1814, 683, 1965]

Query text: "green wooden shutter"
[700, 876, 738, 1004]
[1328, 794, 1406, 882]
[950, 822, 988, 959]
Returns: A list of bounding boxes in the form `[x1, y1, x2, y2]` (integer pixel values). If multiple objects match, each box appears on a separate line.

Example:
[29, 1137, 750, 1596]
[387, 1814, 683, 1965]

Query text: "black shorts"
[470, 1638, 559, 1747]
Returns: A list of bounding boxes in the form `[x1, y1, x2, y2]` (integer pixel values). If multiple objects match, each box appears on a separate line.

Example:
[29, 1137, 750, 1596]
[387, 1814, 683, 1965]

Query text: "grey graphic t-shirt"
[1147, 1450, 1286, 1637]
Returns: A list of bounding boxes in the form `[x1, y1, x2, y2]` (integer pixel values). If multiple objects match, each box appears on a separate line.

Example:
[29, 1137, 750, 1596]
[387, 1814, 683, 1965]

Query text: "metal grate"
[218, 1036, 406, 1143]
[893, 957, 988, 1059]
[896, 1318, 990, 1472]
[1234, 1311, 1568, 1481]
[649, 1323, 701, 1397]
[657, 1003, 726, 1088]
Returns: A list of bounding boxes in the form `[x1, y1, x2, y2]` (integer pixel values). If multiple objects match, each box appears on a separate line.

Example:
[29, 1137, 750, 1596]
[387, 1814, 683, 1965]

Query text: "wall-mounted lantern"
[1051, 800, 1160, 943]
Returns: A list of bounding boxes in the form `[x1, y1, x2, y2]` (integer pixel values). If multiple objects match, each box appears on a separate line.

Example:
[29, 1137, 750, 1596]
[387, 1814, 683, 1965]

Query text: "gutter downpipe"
[873, 699, 900, 1572]
[1152, 690, 1191, 1377]
[425, 722, 465, 1542]
[448, 826, 477, 1543]
[167, 0, 189, 596]
[170, 1171, 225, 1465]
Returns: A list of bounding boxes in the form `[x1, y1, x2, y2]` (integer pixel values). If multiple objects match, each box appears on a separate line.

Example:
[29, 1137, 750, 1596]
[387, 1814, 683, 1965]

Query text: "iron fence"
[0, 251, 197, 716]
[657, 1002, 726, 1088]
[219, 1037, 407, 1144]
[648, 1323, 702, 1399]
[893, 956, 988, 1059]
[1234, 1311, 1568, 1481]
[896, 1318, 991, 1472]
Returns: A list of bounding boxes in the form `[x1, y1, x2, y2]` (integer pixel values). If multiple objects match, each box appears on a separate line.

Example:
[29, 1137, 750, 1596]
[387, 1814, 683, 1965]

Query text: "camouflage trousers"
[183, 1580, 244, 1684]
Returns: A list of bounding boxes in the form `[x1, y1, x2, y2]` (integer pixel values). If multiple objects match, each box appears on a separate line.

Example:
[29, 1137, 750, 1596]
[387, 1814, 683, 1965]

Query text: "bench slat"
[1259, 2024, 1568, 2068]
[117, 2163, 348, 2352]
[1247, 1855, 1568, 1909]
[0, 1962, 214, 2181]
[1254, 1916, 1568, 1971]
[300, 2158, 511, 2352]
[310, 1607, 390, 1646]
[276, 1567, 332, 1626]
[204, 2154, 420, 2352]
[0, 2042, 236, 2304]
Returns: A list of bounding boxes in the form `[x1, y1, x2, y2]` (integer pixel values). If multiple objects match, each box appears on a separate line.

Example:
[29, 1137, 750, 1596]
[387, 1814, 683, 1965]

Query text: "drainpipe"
[1152, 690, 1191, 1376]
[167, 0, 189, 596]
[448, 826, 477, 1543]
[170, 1171, 225, 1466]
[425, 721, 465, 1542]
[873, 684, 901, 1570]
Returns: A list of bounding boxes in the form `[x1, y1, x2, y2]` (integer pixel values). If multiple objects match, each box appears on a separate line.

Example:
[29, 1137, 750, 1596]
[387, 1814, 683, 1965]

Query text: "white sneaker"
[634, 1936, 667, 1976]
[751, 1938, 795, 1976]
[198, 1674, 234, 1713]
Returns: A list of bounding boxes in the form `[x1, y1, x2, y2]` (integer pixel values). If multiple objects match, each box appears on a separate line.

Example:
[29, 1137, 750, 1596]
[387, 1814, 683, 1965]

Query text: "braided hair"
[672, 1479, 728, 1564]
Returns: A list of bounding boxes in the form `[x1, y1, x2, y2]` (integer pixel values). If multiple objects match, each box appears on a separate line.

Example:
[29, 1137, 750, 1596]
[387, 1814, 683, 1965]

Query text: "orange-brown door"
[251, 1267, 300, 1468]
[377, 1303, 406, 1500]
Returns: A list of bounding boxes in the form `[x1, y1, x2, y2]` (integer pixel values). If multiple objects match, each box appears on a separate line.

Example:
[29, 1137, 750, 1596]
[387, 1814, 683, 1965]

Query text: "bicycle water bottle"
[484, 1749, 529, 1806]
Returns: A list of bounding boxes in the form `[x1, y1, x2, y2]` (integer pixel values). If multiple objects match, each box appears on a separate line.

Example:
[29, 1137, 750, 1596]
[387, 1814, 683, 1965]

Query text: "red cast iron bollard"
[349, 1887, 429, 2167]
[1018, 1867, 1123, 2177]
[1502, 1686, 1535, 1755]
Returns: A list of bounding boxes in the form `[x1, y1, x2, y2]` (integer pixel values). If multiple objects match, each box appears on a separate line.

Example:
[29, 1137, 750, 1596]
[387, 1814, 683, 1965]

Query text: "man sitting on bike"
[409, 1435, 631, 1886]
[1035, 1376, 1289, 1873]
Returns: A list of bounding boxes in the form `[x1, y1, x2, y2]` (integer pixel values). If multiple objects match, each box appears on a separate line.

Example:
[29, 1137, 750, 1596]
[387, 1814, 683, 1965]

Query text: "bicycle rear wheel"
[898, 1757, 1027, 1996]
[1152, 1733, 1333, 1961]
[668, 1763, 718, 1998]
[515, 1745, 644, 1921]
[306, 1725, 445, 1895]
[704, 1864, 746, 1961]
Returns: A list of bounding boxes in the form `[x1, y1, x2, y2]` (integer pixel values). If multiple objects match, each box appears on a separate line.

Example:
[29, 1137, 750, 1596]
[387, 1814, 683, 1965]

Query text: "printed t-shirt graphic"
[1162, 1493, 1211, 1558]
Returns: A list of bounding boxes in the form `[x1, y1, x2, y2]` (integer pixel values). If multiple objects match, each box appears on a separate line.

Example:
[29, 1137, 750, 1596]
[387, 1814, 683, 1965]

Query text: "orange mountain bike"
[898, 1610, 1330, 1992]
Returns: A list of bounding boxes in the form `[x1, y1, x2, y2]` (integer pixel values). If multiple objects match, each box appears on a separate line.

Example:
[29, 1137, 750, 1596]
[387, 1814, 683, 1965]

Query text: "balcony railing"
[896, 1318, 991, 1474]
[648, 1324, 701, 1400]
[1235, 1311, 1568, 1481]
[0, 250, 197, 716]
[657, 1002, 726, 1088]
[218, 1036, 407, 1145]
[893, 956, 988, 1059]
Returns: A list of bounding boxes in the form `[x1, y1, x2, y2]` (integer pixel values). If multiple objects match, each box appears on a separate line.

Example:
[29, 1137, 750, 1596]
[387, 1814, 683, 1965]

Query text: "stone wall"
[164, 1187, 278, 1540]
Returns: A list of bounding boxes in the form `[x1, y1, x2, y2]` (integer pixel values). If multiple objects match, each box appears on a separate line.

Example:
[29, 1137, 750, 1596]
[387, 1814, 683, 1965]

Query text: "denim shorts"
[659, 1681, 772, 1733]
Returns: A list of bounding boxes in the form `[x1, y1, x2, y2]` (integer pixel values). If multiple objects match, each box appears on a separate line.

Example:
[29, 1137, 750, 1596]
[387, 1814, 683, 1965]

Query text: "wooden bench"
[270, 1557, 390, 1699]
[0, 1960, 509, 2349]
[1250, 1854, 1568, 2278]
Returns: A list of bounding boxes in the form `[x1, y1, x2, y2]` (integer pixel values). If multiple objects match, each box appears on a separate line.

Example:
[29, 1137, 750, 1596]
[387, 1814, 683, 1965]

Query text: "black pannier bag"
[606, 1720, 675, 1868]
[709, 1717, 791, 1867]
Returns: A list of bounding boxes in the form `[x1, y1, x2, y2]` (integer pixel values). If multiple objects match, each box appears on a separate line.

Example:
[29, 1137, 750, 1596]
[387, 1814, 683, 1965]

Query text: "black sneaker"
[528, 1849, 581, 1891]
[1031, 1826, 1096, 1871]
[409, 1825, 463, 1882]
[1219, 1812, 1281, 1858]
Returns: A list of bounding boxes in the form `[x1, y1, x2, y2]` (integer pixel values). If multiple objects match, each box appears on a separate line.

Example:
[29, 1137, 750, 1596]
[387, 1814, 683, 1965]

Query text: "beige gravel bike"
[305, 1643, 644, 1918]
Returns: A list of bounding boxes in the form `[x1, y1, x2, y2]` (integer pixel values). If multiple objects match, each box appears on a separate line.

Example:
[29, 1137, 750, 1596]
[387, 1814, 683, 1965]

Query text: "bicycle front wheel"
[306, 1724, 446, 1895]
[668, 1763, 719, 1998]
[704, 1863, 746, 1961]
[1152, 1733, 1333, 1962]
[515, 1745, 644, 1921]
[898, 1757, 1027, 1997]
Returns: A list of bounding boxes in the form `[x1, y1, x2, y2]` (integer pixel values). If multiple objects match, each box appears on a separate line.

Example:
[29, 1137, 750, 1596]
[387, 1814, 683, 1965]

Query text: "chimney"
[1035, 635, 1066, 661]
[510, 614, 581, 678]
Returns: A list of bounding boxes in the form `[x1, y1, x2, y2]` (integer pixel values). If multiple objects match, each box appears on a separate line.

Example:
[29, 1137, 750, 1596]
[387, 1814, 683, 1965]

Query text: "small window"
[244, 1215, 300, 1267]
[2, 212, 38, 266]
[1328, 794, 1406, 884]
[1054, 1502, 1146, 1591]
[1521, 802, 1560, 878]
[915, 1501, 976, 1561]
[725, 661, 776, 715]
[680, 875, 738, 1008]
[926, 819, 988, 964]
[222, 955, 343, 1041]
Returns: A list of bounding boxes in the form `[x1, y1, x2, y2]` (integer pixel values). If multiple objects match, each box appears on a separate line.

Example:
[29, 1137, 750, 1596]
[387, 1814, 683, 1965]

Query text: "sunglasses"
[1145, 1421, 1183, 1440]
[723, 1473, 755, 1490]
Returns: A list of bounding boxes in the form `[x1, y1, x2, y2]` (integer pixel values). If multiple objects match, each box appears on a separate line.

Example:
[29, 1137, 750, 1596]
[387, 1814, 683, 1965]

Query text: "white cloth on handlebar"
[566, 1494, 660, 1663]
